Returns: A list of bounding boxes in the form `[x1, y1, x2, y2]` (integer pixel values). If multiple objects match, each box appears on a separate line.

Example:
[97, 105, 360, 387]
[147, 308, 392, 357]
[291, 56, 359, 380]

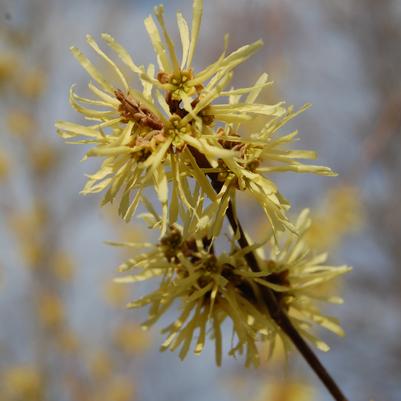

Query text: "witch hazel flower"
[110, 203, 349, 366]
[56, 0, 332, 238]
[110, 205, 277, 367]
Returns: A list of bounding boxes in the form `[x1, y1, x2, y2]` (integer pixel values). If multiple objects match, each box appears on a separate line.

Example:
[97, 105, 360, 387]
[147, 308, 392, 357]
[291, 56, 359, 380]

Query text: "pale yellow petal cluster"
[57, 0, 352, 369]
[114, 219, 276, 367]
[56, 0, 307, 233]
[112, 207, 349, 365]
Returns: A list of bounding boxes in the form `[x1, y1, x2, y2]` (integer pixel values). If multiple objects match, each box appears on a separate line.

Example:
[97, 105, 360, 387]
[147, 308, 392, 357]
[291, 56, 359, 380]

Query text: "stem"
[190, 147, 349, 401]
[225, 200, 348, 401]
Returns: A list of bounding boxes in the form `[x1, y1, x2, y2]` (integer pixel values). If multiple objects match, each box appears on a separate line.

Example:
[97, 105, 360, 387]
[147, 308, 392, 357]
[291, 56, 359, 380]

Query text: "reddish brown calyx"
[115, 89, 163, 130]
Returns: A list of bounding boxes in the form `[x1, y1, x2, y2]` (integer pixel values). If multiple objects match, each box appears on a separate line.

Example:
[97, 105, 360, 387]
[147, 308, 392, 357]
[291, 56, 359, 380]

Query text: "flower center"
[165, 115, 192, 150]
[157, 70, 196, 101]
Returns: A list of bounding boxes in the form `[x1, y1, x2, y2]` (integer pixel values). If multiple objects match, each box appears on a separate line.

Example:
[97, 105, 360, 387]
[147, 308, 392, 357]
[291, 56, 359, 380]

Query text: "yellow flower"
[255, 380, 314, 401]
[38, 292, 65, 329]
[55, 0, 292, 233]
[2, 365, 43, 401]
[101, 377, 134, 401]
[306, 185, 362, 250]
[0, 150, 10, 180]
[9, 205, 48, 268]
[112, 202, 350, 366]
[112, 216, 277, 367]
[0, 54, 17, 86]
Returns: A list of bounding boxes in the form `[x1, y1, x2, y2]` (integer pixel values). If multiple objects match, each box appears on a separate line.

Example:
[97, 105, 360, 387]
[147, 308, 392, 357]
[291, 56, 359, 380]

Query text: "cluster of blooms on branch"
[57, 0, 350, 367]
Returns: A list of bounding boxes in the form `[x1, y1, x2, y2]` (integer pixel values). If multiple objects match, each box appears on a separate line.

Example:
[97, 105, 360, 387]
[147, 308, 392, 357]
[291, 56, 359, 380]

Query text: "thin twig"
[191, 147, 348, 401]
[225, 200, 348, 401]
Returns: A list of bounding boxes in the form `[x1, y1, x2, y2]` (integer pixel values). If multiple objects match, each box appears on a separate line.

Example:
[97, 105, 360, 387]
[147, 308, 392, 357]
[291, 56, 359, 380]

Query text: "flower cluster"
[57, 0, 350, 366]
[112, 205, 349, 366]
[56, 0, 334, 236]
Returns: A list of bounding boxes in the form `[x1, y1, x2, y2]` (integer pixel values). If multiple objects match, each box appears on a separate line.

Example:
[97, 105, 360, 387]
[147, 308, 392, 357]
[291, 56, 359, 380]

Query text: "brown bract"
[115, 89, 163, 130]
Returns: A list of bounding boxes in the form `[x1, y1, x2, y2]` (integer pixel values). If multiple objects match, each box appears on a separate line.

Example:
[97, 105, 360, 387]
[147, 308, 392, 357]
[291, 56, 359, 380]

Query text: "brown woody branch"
[191, 147, 349, 401]
[224, 199, 349, 401]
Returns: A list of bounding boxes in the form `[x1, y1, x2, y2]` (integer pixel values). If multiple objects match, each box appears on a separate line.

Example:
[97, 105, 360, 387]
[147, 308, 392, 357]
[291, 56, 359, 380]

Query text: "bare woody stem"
[191, 148, 348, 401]
[224, 200, 349, 401]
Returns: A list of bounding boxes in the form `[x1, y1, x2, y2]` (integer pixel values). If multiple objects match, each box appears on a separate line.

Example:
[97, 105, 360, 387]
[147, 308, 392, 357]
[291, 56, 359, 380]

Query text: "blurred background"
[0, 0, 400, 400]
